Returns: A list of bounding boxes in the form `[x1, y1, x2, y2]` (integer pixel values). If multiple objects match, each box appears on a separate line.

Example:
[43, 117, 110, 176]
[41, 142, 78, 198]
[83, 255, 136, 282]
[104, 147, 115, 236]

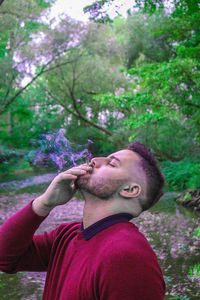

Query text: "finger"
[72, 165, 92, 172]
[81, 165, 93, 170]
[58, 174, 78, 181]
[72, 164, 92, 170]
[63, 169, 88, 176]
[71, 183, 75, 191]
[70, 169, 87, 175]
[79, 163, 89, 167]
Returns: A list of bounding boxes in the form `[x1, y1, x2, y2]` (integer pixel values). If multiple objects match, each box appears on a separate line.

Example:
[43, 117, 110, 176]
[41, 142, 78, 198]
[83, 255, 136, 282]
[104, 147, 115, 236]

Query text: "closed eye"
[108, 163, 115, 167]
[106, 155, 121, 167]
[108, 159, 116, 167]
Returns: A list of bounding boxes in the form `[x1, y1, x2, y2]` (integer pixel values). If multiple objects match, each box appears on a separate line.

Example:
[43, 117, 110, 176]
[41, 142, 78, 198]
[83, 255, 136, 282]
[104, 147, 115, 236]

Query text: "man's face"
[75, 149, 141, 199]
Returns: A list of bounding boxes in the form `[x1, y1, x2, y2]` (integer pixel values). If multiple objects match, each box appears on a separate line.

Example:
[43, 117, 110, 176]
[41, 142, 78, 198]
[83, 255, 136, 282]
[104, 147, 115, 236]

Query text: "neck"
[83, 198, 114, 229]
[81, 190, 120, 228]
[81, 191, 136, 229]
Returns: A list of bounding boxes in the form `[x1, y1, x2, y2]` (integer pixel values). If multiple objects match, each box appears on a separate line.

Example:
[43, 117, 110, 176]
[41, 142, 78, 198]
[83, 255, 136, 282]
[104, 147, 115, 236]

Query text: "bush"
[0, 146, 30, 174]
[161, 157, 200, 190]
[0, 146, 27, 163]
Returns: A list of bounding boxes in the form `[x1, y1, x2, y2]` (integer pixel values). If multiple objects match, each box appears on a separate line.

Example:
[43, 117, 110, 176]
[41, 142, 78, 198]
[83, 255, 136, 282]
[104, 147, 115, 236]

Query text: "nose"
[89, 157, 106, 168]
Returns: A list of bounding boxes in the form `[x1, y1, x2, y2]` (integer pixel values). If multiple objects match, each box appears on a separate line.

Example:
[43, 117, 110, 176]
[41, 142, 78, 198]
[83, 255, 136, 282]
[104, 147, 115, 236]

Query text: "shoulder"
[104, 222, 152, 251]
[99, 222, 158, 263]
[97, 222, 165, 282]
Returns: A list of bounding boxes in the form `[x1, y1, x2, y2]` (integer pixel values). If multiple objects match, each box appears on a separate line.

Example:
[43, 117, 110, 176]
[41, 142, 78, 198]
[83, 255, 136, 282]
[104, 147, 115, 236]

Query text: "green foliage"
[184, 192, 192, 201]
[0, 0, 200, 184]
[135, 0, 200, 63]
[86, 1, 200, 63]
[0, 0, 54, 115]
[66, 123, 117, 157]
[41, 21, 128, 140]
[127, 58, 200, 118]
[0, 145, 29, 174]
[194, 227, 200, 238]
[161, 158, 200, 190]
[0, 82, 66, 149]
[189, 263, 200, 283]
[0, 145, 24, 163]
[97, 56, 200, 160]
[0, 159, 31, 175]
[121, 12, 173, 68]
[84, 0, 115, 23]
[172, 296, 191, 300]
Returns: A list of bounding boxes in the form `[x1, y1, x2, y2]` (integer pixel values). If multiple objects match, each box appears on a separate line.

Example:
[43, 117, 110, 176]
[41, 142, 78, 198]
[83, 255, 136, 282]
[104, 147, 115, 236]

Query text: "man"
[0, 141, 166, 299]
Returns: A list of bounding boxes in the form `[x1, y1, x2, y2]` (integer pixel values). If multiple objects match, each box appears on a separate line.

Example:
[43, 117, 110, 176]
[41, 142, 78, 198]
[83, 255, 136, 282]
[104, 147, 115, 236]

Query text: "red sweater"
[0, 201, 165, 299]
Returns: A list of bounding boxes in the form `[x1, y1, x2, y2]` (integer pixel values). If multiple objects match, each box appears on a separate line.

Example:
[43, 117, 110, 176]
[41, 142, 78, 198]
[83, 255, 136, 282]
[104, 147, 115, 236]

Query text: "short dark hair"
[127, 141, 165, 210]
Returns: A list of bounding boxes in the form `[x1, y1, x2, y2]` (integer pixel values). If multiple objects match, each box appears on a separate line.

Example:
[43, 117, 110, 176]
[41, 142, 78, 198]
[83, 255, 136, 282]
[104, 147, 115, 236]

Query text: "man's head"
[75, 141, 165, 216]
[127, 141, 165, 210]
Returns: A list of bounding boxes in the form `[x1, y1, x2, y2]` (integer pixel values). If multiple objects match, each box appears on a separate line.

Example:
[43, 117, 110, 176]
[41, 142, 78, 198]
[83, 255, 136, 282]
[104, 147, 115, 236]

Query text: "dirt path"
[0, 193, 200, 299]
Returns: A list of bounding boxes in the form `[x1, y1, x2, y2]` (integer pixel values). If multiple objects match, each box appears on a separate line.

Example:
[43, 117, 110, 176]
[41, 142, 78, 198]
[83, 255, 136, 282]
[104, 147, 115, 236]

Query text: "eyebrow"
[107, 155, 121, 165]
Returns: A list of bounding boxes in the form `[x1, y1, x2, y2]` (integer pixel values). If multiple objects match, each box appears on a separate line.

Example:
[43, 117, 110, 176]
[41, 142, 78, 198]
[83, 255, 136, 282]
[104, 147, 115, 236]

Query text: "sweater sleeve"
[0, 200, 55, 274]
[98, 242, 166, 300]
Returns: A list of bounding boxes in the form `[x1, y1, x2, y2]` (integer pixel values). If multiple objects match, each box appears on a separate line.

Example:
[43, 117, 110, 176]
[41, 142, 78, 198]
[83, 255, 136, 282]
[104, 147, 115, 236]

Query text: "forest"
[0, 0, 200, 299]
[0, 0, 200, 191]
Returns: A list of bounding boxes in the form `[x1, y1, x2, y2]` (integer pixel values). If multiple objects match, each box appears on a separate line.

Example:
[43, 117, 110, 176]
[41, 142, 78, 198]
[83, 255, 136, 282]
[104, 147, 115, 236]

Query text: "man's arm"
[0, 164, 92, 273]
[0, 199, 52, 273]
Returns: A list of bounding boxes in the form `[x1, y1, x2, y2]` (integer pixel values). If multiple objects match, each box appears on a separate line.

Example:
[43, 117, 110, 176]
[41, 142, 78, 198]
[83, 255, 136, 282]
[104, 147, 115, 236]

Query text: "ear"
[119, 183, 141, 199]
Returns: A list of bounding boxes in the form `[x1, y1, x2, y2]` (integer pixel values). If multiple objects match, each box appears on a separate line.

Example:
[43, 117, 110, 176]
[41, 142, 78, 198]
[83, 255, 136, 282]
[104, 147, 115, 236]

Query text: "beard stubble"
[75, 174, 127, 199]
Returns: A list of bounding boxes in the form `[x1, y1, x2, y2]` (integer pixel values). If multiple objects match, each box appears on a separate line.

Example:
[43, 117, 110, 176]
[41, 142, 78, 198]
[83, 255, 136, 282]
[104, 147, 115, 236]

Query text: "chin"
[75, 176, 90, 189]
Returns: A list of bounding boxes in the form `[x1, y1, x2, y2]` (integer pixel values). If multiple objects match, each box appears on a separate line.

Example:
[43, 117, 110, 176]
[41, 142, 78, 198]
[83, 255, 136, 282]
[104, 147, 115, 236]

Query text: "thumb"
[70, 182, 76, 192]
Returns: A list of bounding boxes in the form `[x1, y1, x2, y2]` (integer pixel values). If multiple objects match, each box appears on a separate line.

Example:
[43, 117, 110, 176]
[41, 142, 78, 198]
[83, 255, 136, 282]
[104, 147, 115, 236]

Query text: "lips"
[88, 168, 93, 174]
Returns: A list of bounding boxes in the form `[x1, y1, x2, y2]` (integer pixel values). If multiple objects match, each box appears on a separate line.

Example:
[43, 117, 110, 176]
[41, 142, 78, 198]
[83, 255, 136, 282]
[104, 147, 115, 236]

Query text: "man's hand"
[32, 164, 92, 216]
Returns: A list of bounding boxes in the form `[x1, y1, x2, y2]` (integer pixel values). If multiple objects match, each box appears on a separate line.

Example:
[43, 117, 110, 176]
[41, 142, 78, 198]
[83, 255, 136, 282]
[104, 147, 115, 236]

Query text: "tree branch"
[185, 101, 200, 109]
[0, 10, 21, 17]
[82, 88, 98, 95]
[63, 60, 112, 136]
[38, 83, 78, 118]
[69, 85, 112, 136]
[0, 0, 5, 7]
[0, 58, 75, 115]
[39, 83, 112, 136]
[3, 73, 16, 102]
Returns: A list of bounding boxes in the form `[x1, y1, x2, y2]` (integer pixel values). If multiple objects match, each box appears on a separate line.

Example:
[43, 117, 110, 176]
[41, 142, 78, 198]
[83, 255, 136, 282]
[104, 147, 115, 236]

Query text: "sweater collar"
[79, 213, 133, 241]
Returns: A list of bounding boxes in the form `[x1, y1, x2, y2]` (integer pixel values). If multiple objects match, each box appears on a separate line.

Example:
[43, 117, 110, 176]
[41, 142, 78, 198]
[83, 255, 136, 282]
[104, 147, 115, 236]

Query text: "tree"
[112, 12, 173, 68]
[0, 2, 90, 150]
[0, 0, 89, 116]
[37, 21, 129, 137]
[84, 0, 116, 23]
[0, 5, 131, 153]
[84, 1, 200, 61]
[0, 0, 58, 115]
[85, 0, 200, 160]
[135, 0, 200, 61]
[97, 57, 200, 160]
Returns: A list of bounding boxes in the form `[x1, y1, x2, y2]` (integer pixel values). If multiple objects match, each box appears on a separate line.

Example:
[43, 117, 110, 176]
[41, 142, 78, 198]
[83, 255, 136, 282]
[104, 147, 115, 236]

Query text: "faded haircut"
[127, 141, 165, 210]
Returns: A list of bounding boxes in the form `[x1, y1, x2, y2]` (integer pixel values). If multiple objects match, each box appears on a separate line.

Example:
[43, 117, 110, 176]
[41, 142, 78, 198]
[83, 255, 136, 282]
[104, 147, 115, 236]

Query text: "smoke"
[25, 129, 94, 172]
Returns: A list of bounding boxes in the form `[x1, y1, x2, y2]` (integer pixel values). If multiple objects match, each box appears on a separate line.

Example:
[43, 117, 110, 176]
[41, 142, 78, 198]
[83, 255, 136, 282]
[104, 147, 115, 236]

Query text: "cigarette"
[86, 139, 94, 165]
[86, 157, 89, 165]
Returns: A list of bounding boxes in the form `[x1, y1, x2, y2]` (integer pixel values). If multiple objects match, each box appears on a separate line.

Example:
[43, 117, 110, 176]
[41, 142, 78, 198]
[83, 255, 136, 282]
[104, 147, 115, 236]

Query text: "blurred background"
[0, 0, 199, 299]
